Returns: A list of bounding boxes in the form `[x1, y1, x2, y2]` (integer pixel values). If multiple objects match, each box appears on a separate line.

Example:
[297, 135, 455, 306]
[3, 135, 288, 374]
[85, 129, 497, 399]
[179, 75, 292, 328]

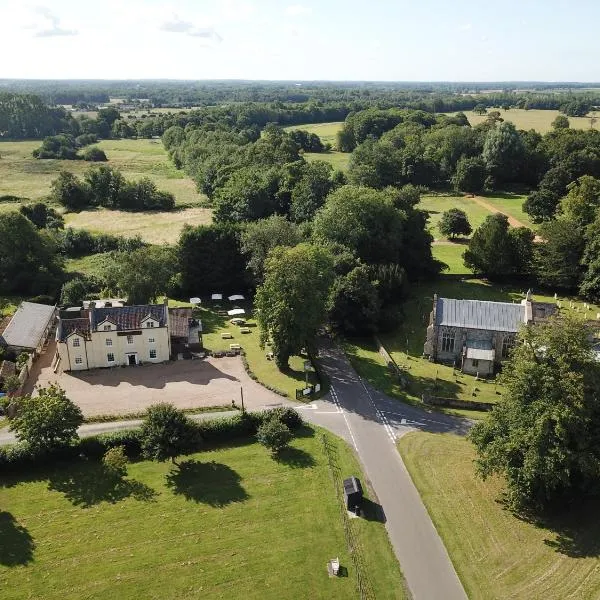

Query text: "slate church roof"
[435, 298, 525, 333]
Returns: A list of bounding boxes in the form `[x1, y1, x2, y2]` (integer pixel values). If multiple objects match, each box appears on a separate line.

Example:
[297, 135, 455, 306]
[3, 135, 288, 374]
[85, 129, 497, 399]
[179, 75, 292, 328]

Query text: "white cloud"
[159, 12, 222, 44]
[23, 6, 78, 37]
[286, 4, 312, 17]
[459, 23, 472, 32]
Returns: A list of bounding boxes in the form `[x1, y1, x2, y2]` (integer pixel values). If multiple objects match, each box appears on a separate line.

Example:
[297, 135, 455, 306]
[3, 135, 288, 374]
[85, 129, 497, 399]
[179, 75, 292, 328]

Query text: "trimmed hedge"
[0, 409, 302, 473]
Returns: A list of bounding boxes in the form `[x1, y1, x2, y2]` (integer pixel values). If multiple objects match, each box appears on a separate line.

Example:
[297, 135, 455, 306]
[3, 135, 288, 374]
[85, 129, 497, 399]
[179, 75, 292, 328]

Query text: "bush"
[267, 406, 303, 430]
[26, 294, 55, 305]
[82, 147, 108, 162]
[256, 417, 292, 456]
[102, 446, 128, 477]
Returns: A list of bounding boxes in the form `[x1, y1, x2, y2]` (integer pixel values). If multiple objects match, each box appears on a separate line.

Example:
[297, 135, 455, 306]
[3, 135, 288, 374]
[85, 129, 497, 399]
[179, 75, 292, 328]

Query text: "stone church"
[423, 292, 556, 376]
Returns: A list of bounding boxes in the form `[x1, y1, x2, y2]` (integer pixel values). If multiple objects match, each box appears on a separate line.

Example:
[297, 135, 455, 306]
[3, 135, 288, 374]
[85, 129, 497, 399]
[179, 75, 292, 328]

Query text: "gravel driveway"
[27, 342, 290, 416]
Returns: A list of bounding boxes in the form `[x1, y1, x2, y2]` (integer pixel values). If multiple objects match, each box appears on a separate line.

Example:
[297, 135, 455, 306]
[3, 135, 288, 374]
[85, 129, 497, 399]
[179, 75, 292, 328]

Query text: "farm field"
[399, 432, 600, 599]
[304, 151, 350, 171]
[64, 206, 212, 244]
[0, 139, 205, 207]
[459, 108, 600, 134]
[284, 121, 344, 147]
[344, 277, 600, 419]
[0, 429, 406, 600]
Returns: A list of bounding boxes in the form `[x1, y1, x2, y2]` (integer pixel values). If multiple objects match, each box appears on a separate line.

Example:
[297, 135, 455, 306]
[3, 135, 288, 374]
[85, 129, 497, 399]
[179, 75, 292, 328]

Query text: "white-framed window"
[472, 359, 479, 368]
[72, 338, 80, 347]
[146, 321, 154, 328]
[148, 337, 155, 344]
[127, 335, 134, 344]
[107, 352, 115, 363]
[149, 349, 157, 359]
[441, 330, 455, 353]
[74, 357, 83, 365]
[103, 325, 111, 331]
[106, 338, 113, 346]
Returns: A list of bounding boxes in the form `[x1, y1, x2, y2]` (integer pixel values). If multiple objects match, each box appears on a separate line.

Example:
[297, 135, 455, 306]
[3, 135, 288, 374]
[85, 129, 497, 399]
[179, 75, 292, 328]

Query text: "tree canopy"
[470, 318, 600, 511]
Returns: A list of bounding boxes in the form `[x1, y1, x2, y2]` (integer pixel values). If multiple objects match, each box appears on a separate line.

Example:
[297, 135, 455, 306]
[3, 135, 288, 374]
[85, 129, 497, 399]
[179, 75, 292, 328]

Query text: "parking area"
[27, 342, 291, 417]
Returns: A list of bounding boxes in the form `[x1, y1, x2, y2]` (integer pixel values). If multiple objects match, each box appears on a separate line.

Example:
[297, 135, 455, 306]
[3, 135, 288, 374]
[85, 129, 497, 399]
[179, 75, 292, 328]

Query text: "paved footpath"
[301, 340, 468, 600]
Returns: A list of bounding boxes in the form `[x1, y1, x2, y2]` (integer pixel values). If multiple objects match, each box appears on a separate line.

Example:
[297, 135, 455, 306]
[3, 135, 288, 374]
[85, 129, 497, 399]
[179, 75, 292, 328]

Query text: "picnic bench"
[229, 343, 241, 350]
[221, 332, 233, 339]
[240, 327, 251, 334]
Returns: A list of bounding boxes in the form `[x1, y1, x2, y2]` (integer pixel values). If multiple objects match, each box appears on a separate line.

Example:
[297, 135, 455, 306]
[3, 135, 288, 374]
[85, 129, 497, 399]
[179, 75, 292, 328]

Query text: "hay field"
[0, 139, 205, 207]
[461, 108, 600, 134]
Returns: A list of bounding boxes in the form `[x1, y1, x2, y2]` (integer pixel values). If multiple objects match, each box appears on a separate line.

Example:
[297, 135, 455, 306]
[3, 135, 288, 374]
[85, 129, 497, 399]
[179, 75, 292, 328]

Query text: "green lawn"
[458, 108, 600, 134]
[432, 243, 473, 275]
[479, 193, 534, 228]
[0, 138, 205, 208]
[65, 253, 113, 280]
[344, 277, 600, 419]
[419, 194, 492, 240]
[398, 432, 600, 599]
[0, 427, 405, 600]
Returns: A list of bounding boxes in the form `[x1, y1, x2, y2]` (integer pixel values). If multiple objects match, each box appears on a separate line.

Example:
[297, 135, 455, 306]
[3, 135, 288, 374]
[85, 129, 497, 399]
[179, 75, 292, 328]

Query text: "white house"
[57, 301, 172, 371]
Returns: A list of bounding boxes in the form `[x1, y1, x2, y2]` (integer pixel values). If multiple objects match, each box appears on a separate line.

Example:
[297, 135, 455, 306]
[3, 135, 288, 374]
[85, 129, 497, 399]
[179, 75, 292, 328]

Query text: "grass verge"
[82, 404, 237, 424]
[398, 431, 600, 599]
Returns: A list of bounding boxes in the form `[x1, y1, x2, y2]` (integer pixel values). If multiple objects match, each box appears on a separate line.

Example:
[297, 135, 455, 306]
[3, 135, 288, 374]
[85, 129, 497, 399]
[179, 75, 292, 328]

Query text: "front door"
[128, 354, 137, 366]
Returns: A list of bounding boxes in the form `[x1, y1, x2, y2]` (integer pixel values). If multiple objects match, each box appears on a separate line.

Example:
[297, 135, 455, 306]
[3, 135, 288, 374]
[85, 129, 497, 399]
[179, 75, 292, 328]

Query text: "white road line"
[381, 410, 449, 427]
[330, 385, 359, 452]
[359, 377, 396, 443]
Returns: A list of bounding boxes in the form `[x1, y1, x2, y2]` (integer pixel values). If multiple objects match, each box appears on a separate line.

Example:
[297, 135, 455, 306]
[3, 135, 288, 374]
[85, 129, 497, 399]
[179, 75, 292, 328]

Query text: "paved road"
[300, 340, 468, 600]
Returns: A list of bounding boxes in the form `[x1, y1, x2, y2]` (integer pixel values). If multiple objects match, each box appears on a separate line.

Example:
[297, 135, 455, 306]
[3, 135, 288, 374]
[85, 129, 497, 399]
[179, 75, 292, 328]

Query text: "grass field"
[0, 139, 205, 207]
[304, 151, 350, 171]
[459, 108, 600, 134]
[63, 206, 212, 244]
[284, 122, 344, 147]
[0, 428, 405, 600]
[431, 243, 473, 276]
[344, 277, 600, 419]
[399, 432, 600, 599]
[420, 195, 492, 240]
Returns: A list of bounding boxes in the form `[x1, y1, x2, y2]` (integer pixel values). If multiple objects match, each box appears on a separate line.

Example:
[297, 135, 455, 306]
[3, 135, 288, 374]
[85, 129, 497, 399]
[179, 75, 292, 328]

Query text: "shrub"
[102, 446, 128, 478]
[267, 407, 303, 430]
[82, 147, 108, 162]
[256, 418, 292, 456]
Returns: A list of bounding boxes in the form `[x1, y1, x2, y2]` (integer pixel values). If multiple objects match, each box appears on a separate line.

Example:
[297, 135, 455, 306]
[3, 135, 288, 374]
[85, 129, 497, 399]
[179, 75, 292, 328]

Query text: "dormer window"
[103, 325, 111, 331]
[73, 338, 80, 347]
[146, 322, 154, 328]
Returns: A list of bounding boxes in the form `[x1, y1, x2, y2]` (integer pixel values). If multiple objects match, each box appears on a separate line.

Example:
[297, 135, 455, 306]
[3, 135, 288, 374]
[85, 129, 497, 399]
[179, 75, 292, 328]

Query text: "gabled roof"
[435, 298, 525, 333]
[2, 302, 55, 349]
[91, 305, 166, 332]
[58, 317, 91, 342]
[169, 308, 192, 338]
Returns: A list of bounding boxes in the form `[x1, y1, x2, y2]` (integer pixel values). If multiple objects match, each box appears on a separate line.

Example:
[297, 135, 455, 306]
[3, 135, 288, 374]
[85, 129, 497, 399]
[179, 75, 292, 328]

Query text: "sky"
[0, 0, 599, 82]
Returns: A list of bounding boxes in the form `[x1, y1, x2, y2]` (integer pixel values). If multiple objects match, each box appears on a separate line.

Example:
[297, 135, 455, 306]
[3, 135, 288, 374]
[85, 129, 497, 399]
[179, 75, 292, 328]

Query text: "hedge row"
[0, 408, 303, 473]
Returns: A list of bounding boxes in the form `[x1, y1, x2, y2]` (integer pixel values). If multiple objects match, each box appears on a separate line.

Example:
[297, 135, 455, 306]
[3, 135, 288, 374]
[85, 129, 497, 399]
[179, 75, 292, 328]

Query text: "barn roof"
[1, 302, 55, 349]
[435, 298, 525, 333]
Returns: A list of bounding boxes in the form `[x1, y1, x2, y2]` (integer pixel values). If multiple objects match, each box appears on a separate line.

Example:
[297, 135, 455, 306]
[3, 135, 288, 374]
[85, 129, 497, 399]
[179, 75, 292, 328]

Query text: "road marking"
[359, 377, 396, 443]
[381, 410, 449, 427]
[297, 403, 319, 410]
[330, 384, 359, 452]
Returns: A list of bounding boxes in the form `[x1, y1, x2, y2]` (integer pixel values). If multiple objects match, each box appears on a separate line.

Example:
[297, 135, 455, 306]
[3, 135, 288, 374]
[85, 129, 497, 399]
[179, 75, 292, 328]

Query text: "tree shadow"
[47, 461, 157, 508]
[165, 459, 249, 506]
[275, 446, 315, 469]
[294, 425, 316, 439]
[0, 512, 35, 566]
[512, 497, 600, 559]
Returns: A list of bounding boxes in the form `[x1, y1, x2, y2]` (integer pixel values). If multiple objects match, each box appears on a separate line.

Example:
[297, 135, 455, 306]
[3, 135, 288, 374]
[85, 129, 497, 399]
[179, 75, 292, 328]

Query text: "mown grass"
[0, 427, 405, 600]
[398, 431, 600, 599]
[459, 108, 600, 134]
[0, 139, 205, 207]
[344, 277, 600, 419]
[479, 193, 534, 228]
[432, 243, 473, 276]
[303, 151, 350, 171]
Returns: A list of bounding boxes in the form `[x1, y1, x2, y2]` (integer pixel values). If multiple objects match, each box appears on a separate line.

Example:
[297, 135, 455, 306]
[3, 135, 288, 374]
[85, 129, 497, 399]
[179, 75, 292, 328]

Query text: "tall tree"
[256, 244, 334, 369]
[452, 156, 487, 194]
[469, 318, 600, 511]
[9, 384, 83, 451]
[103, 246, 175, 304]
[240, 216, 300, 284]
[559, 175, 600, 227]
[0, 211, 63, 295]
[482, 122, 525, 185]
[438, 208, 472, 238]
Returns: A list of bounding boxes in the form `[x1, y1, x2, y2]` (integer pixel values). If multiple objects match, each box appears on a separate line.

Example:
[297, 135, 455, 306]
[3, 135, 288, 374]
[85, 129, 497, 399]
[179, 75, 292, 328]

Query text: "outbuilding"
[0, 302, 57, 355]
